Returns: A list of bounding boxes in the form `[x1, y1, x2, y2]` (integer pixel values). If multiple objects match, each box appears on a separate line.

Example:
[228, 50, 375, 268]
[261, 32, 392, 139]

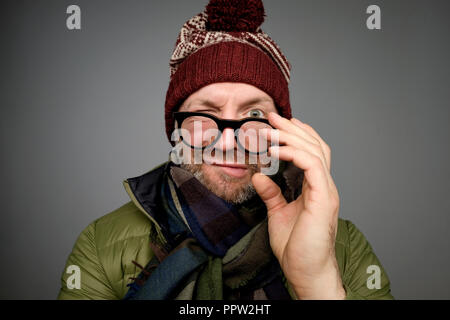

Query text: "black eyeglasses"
[172, 112, 275, 154]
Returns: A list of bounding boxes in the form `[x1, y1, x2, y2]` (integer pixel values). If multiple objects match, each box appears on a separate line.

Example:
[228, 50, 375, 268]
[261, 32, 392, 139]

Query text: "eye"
[247, 109, 265, 118]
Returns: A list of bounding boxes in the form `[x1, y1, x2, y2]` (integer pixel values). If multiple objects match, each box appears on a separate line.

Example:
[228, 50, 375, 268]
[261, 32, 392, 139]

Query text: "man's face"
[176, 82, 278, 204]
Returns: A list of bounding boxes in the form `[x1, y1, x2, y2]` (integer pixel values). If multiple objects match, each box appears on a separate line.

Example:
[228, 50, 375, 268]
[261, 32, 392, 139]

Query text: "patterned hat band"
[169, 11, 291, 84]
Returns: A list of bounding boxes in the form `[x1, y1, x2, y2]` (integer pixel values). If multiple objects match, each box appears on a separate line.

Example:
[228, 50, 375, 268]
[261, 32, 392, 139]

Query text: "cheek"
[202, 164, 219, 178]
[201, 165, 227, 183]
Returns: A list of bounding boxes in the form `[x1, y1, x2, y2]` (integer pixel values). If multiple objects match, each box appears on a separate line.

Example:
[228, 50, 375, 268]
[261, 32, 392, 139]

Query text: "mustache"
[201, 147, 269, 167]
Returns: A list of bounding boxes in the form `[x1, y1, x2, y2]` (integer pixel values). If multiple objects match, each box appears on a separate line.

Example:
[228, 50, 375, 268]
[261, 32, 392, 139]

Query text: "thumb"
[252, 173, 287, 213]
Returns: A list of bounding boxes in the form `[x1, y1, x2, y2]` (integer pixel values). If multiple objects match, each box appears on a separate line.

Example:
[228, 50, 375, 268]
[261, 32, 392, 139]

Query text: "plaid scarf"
[124, 161, 303, 300]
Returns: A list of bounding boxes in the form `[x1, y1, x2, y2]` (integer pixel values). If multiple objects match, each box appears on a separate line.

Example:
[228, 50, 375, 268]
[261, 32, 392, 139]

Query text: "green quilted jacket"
[57, 162, 394, 300]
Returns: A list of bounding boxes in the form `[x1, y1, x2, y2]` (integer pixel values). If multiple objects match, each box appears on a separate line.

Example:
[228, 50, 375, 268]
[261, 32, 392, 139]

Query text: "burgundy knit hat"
[164, 0, 292, 143]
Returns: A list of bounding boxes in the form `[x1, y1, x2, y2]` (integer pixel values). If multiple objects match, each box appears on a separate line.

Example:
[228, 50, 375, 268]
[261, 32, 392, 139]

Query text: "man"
[58, 0, 393, 300]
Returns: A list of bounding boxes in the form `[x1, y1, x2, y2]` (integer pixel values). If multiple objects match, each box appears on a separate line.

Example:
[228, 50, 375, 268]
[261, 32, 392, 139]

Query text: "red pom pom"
[206, 0, 266, 32]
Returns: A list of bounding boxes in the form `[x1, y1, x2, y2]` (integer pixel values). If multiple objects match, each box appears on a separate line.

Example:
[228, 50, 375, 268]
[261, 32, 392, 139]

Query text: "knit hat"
[164, 0, 292, 143]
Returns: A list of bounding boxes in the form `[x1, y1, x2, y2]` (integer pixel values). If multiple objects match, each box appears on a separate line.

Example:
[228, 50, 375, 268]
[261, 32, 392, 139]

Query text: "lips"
[213, 163, 247, 169]
[210, 162, 249, 178]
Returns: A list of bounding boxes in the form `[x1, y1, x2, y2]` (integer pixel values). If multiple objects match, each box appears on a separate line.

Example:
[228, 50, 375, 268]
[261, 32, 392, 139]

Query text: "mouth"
[209, 162, 249, 178]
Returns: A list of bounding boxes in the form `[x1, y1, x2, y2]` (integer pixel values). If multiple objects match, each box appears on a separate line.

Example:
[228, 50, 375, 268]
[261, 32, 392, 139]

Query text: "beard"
[180, 161, 261, 205]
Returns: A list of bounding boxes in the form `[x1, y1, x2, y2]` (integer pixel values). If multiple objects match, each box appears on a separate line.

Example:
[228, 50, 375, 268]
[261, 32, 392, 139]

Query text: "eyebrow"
[186, 97, 273, 110]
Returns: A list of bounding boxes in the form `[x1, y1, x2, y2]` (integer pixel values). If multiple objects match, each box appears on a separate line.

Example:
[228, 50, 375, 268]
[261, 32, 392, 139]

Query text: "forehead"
[181, 82, 275, 109]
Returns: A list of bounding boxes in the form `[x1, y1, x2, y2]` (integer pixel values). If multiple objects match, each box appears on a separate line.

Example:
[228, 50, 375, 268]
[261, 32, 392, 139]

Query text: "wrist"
[291, 265, 346, 300]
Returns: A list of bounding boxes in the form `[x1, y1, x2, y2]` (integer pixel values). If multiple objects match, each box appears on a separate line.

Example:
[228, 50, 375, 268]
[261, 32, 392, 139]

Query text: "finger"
[270, 125, 340, 206]
[290, 117, 331, 171]
[270, 145, 331, 197]
[268, 112, 319, 146]
[264, 128, 330, 173]
[252, 172, 287, 214]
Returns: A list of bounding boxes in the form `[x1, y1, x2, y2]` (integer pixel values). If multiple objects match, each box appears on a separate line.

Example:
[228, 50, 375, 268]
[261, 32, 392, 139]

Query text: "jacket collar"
[122, 161, 171, 246]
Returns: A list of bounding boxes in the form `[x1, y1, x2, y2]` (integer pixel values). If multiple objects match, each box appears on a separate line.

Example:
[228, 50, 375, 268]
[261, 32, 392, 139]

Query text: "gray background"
[1, 0, 449, 299]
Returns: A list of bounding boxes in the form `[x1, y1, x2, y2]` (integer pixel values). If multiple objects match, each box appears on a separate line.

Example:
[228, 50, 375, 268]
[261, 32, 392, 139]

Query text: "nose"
[214, 127, 237, 152]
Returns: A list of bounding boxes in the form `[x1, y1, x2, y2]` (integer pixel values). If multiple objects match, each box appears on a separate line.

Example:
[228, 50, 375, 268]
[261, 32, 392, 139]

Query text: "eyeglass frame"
[172, 111, 275, 155]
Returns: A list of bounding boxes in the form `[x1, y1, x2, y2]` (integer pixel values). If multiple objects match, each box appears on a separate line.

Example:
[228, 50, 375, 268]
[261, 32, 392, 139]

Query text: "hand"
[252, 112, 346, 300]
